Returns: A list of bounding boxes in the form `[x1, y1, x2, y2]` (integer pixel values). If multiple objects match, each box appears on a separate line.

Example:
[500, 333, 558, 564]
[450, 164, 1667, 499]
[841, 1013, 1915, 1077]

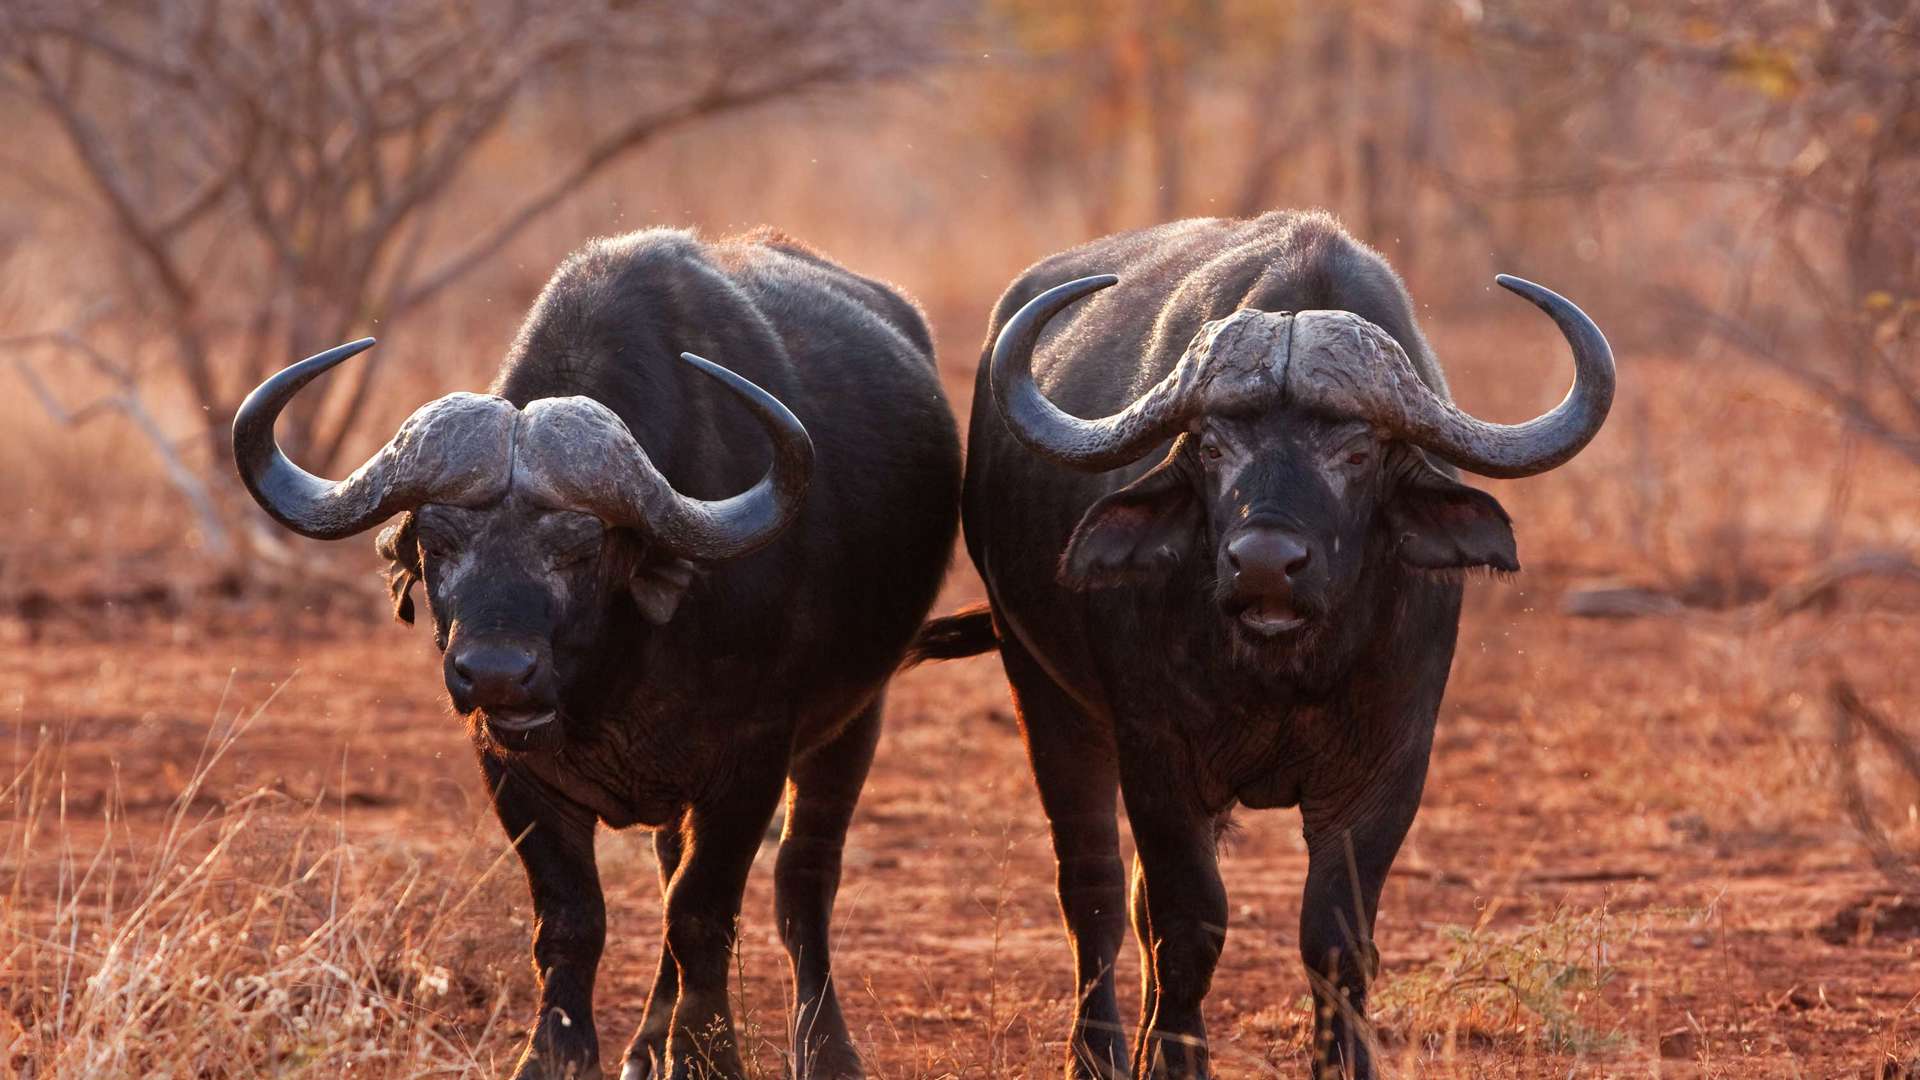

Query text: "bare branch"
[1664, 293, 1920, 469]
[6, 332, 234, 560]
[5, 0, 955, 552]
[1831, 679, 1920, 893]
[389, 64, 862, 317]
[12, 356, 118, 427]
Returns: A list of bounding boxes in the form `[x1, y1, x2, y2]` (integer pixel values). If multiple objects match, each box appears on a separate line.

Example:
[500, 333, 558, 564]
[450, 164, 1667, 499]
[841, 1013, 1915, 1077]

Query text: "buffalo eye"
[549, 542, 601, 569]
[1201, 442, 1223, 461]
[413, 507, 468, 556]
[1332, 434, 1374, 468]
[539, 512, 605, 568]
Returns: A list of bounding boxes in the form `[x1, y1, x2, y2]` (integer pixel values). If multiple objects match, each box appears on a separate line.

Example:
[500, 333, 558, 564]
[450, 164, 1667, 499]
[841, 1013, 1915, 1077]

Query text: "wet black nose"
[448, 643, 540, 707]
[1225, 528, 1312, 596]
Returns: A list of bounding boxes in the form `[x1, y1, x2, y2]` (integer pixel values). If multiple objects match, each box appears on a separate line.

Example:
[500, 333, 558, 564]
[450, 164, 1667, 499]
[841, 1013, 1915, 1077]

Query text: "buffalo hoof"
[510, 1050, 600, 1080]
[618, 1044, 663, 1080]
[511, 1010, 600, 1080]
[793, 1039, 864, 1080]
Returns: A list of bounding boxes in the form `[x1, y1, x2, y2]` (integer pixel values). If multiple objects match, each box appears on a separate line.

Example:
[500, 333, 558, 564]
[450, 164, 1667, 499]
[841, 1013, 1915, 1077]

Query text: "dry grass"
[5, 589, 1920, 1077]
[0, 682, 535, 1078]
[0, 664, 1084, 1080]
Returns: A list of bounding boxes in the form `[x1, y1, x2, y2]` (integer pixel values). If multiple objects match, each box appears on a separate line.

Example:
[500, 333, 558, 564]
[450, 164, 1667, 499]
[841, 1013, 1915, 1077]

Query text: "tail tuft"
[901, 602, 998, 667]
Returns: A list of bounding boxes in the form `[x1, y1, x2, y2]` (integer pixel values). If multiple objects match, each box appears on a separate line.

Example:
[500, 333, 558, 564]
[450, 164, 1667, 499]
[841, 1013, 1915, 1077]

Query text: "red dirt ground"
[6, 330, 1919, 1077]
[6, 562, 1918, 1077]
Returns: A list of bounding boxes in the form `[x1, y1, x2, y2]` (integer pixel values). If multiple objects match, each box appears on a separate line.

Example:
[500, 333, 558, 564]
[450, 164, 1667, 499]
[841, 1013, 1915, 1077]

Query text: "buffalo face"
[990, 273, 1611, 670]
[381, 498, 657, 752]
[235, 342, 812, 754]
[1058, 411, 1516, 664]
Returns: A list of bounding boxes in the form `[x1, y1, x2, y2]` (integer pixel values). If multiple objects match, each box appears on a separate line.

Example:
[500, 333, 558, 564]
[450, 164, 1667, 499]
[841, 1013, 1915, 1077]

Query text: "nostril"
[1227, 530, 1311, 588]
[1284, 547, 1311, 578]
[450, 645, 540, 700]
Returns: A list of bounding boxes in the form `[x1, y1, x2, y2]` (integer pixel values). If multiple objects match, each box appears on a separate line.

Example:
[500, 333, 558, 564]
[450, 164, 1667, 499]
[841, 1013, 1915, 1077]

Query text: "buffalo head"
[233, 342, 812, 750]
[990, 274, 1612, 665]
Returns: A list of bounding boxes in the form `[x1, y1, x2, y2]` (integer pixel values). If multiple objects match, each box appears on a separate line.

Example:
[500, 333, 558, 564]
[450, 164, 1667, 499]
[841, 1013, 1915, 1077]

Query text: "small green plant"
[1369, 900, 1697, 1061]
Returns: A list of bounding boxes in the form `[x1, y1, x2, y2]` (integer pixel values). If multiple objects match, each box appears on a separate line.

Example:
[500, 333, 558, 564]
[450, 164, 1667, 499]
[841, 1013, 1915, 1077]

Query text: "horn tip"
[308, 336, 378, 370]
[1057, 274, 1119, 295]
[1493, 274, 1569, 311]
[677, 351, 728, 380]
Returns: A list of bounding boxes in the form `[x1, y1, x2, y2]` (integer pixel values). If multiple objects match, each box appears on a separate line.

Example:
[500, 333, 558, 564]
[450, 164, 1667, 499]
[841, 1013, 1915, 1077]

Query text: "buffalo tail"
[901, 602, 998, 666]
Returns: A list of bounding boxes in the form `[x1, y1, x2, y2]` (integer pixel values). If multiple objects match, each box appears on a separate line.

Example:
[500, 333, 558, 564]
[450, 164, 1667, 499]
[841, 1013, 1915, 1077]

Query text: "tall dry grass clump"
[1, 681, 531, 1078]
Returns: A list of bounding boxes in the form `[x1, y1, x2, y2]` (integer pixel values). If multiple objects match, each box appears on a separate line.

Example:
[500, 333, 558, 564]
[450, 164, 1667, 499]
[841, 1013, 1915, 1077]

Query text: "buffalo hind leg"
[1121, 762, 1227, 1080]
[1003, 639, 1128, 1079]
[775, 698, 883, 1079]
[1125, 853, 1155, 1072]
[1298, 756, 1427, 1080]
[484, 757, 606, 1080]
[661, 757, 787, 1080]
[619, 824, 686, 1080]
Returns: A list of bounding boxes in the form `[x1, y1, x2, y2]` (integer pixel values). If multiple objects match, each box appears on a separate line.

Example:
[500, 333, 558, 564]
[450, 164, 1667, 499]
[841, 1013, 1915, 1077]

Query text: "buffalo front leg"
[484, 757, 606, 1080]
[775, 698, 882, 1080]
[1004, 639, 1128, 1079]
[661, 760, 786, 1080]
[620, 823, 686, 1080]
[1298, 755, 1427, 1080]
[1120, 766, 1227, 1080]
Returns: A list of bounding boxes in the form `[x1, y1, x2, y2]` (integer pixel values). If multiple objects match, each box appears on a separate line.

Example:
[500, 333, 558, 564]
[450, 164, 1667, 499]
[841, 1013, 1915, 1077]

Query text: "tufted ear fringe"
[375, 516, 422, 625]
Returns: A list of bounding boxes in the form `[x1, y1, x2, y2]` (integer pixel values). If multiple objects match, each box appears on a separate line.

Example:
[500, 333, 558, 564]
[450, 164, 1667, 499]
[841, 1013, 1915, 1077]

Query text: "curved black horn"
[654, 351, 815, 559]
[1406, 276, 1615, 478]
[232, 339, 516, 539]
[232, 339, 383, 539]
[990, 274, 1201, 471]
[520, 352, 814, 561]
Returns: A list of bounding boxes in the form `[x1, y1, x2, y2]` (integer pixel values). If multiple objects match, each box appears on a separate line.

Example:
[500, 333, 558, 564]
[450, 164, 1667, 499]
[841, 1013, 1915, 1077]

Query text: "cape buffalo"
[913, 211, 1612, 1078]
[234, 228, 962, 1080]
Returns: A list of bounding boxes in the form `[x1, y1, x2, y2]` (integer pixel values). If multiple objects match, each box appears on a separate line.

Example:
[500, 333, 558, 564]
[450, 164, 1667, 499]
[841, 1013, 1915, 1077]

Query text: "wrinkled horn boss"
[232, 342, 814, 559]
[990, 274, 1614, 478]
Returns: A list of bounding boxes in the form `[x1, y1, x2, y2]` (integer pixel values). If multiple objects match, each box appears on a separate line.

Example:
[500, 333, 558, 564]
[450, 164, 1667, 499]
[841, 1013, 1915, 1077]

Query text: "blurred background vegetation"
[0, 0, 1914, 604]
[4, 6, 1919, 1074]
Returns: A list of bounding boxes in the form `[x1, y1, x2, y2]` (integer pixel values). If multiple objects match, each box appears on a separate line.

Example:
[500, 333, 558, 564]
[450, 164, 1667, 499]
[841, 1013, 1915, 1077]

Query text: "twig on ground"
[1772, 552, 1920, 619]
[1830, 678, 1920, 893]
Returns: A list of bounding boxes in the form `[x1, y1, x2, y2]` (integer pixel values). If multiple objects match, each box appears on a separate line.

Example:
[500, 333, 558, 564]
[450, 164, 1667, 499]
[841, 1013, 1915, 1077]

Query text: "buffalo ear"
[374, 515, 422, 625]
[629, 555, 697, 625]
[1059, 445, 1203, 590]
[1385, 464, 1519, 572]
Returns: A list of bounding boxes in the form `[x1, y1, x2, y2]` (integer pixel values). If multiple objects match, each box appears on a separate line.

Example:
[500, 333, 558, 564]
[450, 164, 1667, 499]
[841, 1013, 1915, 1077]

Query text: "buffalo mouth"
[1233, 599, 1308, 637]
[478, 708, 561, 751]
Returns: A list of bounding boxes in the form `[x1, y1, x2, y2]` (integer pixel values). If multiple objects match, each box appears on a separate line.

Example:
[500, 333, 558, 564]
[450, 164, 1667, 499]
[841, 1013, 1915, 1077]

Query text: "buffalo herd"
[236, 211, 1612, 1079]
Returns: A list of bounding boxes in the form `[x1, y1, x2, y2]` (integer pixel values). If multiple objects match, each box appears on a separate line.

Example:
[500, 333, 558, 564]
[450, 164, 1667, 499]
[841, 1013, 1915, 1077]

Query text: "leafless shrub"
[0, 0, 953, 563]
[1468, 2, 1919, 480]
